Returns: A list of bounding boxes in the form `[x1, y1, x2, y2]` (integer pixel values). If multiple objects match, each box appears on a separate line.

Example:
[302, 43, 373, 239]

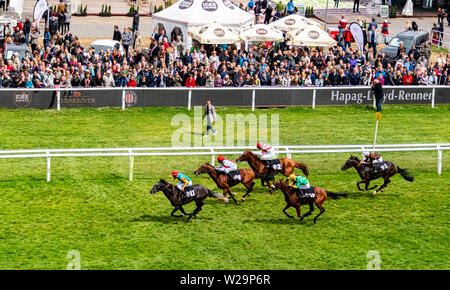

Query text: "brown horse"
[236, 150, 309, 192]
[273, 179, 347, 224]
[341, 155, 414, 195]
[194, 163, 256, 204]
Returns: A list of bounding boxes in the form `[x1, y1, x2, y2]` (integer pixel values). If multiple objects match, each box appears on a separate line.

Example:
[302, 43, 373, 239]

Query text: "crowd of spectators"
[0, 0, 450, 88]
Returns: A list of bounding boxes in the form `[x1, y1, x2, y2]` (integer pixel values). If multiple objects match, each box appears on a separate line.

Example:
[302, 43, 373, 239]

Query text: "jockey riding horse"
[362, 151, 386, 174]
[256, 142, 276, 169]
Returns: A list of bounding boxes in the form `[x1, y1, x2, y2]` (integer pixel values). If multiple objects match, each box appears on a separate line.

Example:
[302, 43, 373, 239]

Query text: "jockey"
[288, 174, 311, 198]
[216, 155, 238, 175]
[257, 142, 275, 168]
[169, 171, 192, 193]
[362, 151, 384, 173]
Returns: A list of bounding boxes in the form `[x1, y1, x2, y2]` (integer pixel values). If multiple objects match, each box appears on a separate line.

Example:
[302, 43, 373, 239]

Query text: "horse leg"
[302, 202, 315, 218]
[241, 182, 254, 202]
[283, 205, 294, 218]
[171, 207, 184, 218]
[295, 204, 303, 221]
[374, 178, 390, 195]
[357, 180, 365, 191]
[365, 180, 378, 191]
[178, 206, 193, 222]
[192, 200, 204, 217]
[225, 188, 239, 205]
[313, 202, 325, 224]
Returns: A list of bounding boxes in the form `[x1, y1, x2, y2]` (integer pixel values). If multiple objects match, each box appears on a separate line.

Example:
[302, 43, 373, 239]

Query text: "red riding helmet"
[217, 155, 225, 162]
[171, 171, 178, 176]
[257, 142, 262, 148]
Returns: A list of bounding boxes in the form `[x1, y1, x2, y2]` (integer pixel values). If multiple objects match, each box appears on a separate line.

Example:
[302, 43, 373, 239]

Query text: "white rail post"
[56, 90, 60, 111]
[129, 150, 134, 181]
[437, 146, 442, 175]
[46, 151, 51, 182]
[122, 90, 126, 111]
[285, 147, 291, 159]
[210, 148, 215, 166]
[312, 89, 316, 109]
[188, 90, 192, 111]
[252, 89, 256, 111]
[431, 87, 435, 109]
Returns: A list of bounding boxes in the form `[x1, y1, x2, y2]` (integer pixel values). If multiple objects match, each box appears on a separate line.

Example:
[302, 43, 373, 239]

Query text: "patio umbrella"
[239, 24, 284, 42]
[187, 22, 240, 44]
[269, 14, 322, 31]
[287, 26, 336, 47]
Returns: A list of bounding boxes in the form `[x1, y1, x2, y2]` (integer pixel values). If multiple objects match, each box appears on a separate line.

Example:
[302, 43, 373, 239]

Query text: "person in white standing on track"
[203, 99, 217, 137]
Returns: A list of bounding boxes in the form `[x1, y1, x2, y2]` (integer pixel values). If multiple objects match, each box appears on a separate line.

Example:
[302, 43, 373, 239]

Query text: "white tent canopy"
[188, 23, 240, 44]
[269, 14, 322, 31]
[239, 24, 284, 42]
[152, 0, 254, 46]
[287, 26, 336, 47]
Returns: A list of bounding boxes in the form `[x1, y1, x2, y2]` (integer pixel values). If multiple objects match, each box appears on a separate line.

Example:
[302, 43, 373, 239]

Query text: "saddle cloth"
[267, 159, 282, 171]
[378, 162, 388, 171]
[182, 186, 196, 198]
[298, 187, 315, 199]
[228, 170, 242, 182]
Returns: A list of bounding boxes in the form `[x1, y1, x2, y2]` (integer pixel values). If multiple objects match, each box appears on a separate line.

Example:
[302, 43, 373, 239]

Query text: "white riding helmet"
[362, 151, 370, 158]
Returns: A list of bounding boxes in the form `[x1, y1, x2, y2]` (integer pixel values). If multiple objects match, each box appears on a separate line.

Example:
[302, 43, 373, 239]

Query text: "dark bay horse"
[149, 179, 228, 222]
[194, 163, 256, 203]
[341, 155, 414, 195]
[273, 179, 347, 224]
[236, 150, 309, 192]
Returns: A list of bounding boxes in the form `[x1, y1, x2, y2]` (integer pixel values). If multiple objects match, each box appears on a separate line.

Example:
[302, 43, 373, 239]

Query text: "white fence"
[0, 143, 448, 181]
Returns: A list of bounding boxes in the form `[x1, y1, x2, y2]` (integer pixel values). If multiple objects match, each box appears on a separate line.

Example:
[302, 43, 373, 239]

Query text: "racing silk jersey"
[172, 173, 191, 187]
[259, 144, 275, 160]
[363, 152, 382, 163]
[217, 159, 238, 170]
[293, 176, 310, 189]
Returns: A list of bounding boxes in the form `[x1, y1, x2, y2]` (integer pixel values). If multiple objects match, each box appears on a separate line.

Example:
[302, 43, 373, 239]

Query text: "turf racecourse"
[0, 105, 448, 270]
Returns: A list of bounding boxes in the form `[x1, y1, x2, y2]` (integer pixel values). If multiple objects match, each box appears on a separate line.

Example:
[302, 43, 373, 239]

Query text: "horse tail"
[326, 191, 348, 199]
[294, 161, 309, 177]
[397, 166, 414, 182]
[208, 190, 229, 203]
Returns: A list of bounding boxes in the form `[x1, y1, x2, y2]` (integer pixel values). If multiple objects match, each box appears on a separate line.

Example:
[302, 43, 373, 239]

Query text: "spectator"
[368, 26, 378, 57]
[338, 15, 347, 41]
[113, 25, 122, 42]
[287, 0, 294, 14]
[264, 4, 273, 24]
[353, 0, 360, 13]
[122, 27, 132, 57]
[381, 20, 389, 44]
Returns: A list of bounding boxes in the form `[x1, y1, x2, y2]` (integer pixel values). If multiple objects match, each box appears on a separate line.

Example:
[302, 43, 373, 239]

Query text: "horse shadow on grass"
[247, 217, 325, 227]
[129, 214, 213, 224]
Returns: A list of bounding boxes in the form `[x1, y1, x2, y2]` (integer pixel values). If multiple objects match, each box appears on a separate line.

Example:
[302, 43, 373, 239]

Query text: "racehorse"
[194, 162, 256, 203]
[235, 150, 309, 192]
[272, 179, 347, 224]
[149, 179, 228, 222]
[341, 155, 414, 195]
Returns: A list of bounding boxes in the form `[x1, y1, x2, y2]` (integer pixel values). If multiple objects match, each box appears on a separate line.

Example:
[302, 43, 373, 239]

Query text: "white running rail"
[0, 143, 448, 181]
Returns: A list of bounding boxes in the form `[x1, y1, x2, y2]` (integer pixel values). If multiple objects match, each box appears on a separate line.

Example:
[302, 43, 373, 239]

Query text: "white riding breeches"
[176, 181, 192, 190]
[299, 184, 311, 190]
[372, 157, 383, 164]
[260, 151, 275, 160]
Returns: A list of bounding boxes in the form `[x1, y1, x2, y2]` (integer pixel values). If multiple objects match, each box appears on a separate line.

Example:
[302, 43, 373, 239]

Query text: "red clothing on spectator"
[402, 75, 413, 85]
[338, 19, 347, 29]
[344, 29, 353, 42]
[381, 23, 389, 35]
[127, 79, 136, 87]
[185, 77, 196, 87]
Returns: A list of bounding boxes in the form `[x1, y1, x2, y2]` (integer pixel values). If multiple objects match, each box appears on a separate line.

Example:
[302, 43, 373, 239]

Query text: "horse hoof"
[233, 193, 237, 196]
[241, 198, 245, 202]
[372, 191, 377, 195]
[380, 189, 384, 192]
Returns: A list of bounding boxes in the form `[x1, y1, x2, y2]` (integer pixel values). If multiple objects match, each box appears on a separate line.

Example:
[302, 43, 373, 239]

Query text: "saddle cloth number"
[230, 171, 241, 181]
[380, 163, 388, 171]
[185, 189, 195, 197]
[271, 160, 282, 170]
